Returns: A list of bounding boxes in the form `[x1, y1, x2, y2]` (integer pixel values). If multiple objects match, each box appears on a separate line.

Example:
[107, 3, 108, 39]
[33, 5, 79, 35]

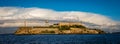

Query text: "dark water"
[0, 34, 120, 44]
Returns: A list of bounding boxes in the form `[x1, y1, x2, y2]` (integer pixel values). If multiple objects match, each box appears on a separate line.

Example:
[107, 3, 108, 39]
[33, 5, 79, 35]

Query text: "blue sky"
[0, 0, 120, 21]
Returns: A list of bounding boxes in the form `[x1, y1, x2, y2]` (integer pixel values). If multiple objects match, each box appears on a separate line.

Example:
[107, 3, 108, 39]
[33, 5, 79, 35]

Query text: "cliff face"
[15, 22, 105, 35]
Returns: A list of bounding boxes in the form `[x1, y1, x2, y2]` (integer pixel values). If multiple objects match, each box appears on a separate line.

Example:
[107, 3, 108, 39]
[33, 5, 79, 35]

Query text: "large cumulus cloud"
[0, 7, 118, 25]
[0, 7, 120, 33]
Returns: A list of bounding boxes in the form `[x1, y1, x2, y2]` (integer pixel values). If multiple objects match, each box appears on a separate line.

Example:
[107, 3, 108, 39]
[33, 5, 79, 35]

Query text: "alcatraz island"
[15, 20, 105, 35]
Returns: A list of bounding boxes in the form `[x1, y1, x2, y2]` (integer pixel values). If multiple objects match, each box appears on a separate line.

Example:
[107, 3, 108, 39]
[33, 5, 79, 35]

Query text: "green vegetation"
[58, 25, 86, 30]
[59, 25, 70, 30]
[70, 25, 86, 28]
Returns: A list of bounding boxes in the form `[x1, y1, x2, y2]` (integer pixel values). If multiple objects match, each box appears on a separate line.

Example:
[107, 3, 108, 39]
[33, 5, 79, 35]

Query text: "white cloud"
[0, 7, 120, 33]
[0, 7, 118, 25]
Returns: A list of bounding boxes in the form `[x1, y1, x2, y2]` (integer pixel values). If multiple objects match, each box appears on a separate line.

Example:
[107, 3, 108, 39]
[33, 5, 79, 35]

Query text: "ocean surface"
[0, 34, 120, 44]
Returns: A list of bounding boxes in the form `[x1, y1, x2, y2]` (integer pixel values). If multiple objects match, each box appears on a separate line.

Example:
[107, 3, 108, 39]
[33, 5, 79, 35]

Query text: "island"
[15, 22, 105, 35]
